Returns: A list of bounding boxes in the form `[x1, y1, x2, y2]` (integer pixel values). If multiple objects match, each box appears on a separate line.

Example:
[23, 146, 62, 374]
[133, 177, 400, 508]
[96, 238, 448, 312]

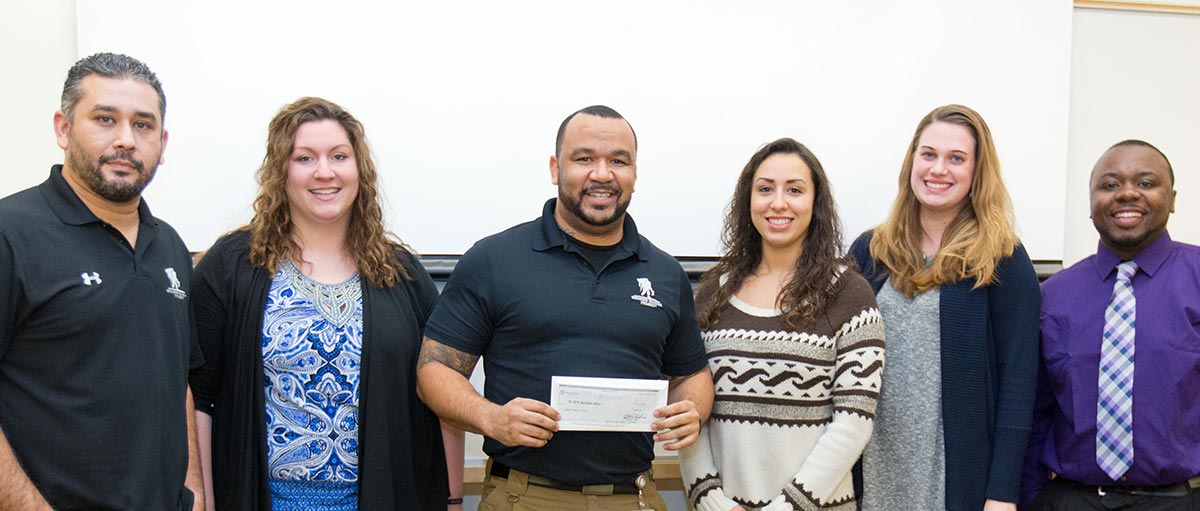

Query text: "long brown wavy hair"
[868, 104, 1017, 295]
[697, 138, 849, 330]
[244, 97, 412, 287]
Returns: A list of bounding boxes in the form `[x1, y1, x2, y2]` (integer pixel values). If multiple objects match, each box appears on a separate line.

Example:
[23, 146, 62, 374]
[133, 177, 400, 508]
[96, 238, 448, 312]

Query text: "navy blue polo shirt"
[426, 198, 706, 486]
[0, 166, 201, 509]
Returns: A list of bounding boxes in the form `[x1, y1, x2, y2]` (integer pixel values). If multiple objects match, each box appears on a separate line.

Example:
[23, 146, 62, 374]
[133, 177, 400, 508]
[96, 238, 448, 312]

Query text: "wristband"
[447, 497, 464, 505]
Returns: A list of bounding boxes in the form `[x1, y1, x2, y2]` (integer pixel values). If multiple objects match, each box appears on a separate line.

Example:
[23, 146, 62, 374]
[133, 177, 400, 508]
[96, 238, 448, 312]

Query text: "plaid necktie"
[1097, 260, 1138, 480]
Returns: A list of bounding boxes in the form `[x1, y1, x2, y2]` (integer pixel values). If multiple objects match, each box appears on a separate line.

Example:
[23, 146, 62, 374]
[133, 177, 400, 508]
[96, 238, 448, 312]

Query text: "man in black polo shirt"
[0, 53, 204, 510]
[417, 105, 714, 510]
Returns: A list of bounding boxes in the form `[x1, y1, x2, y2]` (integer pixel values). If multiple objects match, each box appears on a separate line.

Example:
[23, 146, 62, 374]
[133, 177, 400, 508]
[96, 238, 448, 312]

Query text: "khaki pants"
[478, 460, 669, 511]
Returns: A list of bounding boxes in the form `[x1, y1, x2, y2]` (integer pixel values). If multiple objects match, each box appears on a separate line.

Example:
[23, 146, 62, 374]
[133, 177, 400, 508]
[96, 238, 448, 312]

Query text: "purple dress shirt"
[1021, 232, 1200, 506]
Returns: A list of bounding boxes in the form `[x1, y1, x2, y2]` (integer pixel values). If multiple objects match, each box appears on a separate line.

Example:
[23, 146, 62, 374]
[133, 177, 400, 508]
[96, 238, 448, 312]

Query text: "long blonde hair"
[869, 104, 1017, 295]
[245, 97, 412, 287]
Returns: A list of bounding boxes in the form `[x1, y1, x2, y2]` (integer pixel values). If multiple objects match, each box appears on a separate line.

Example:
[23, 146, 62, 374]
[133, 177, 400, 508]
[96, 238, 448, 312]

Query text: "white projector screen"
[77, 0, 1072, 260]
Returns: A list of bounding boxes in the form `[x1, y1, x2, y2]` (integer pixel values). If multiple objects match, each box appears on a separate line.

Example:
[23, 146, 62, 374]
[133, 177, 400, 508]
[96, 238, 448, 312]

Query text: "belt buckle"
[1097, 486, 1106, 497]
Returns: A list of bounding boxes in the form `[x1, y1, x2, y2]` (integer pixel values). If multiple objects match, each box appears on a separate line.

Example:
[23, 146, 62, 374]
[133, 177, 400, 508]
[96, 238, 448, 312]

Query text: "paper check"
[550, 376, 669, 432]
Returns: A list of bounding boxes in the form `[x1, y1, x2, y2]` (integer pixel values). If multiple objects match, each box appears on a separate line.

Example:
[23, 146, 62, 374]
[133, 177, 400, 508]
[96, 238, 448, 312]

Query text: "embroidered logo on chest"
[81, 272, 102, 286]
[164, 268, 187, 300]
[631, 277, 663, 308]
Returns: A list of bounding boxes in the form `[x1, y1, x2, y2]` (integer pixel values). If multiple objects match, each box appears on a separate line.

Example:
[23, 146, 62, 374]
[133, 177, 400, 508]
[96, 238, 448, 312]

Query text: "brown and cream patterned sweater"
[680, 270, 885, 511]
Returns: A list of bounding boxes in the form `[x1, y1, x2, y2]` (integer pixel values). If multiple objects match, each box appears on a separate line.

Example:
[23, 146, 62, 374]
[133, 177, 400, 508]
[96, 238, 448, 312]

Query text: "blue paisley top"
[262, 261, 363, 510]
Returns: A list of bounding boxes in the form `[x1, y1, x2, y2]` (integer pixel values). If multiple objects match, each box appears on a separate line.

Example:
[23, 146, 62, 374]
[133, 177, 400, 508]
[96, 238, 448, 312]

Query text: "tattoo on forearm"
[418, 339, 479, 378]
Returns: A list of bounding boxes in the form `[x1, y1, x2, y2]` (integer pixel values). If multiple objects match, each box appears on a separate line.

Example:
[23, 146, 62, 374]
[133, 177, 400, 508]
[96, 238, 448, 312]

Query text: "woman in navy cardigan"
[851, 105, 1040, 511]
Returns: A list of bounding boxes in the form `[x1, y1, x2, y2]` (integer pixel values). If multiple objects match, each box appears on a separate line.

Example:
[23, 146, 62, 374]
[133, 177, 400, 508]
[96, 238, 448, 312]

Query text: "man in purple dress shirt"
[1022, 140, 1200, 510]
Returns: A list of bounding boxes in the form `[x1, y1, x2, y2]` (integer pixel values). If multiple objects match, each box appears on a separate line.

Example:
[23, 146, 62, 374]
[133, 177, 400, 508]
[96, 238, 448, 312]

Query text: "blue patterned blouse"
[261, 261, 363, 510]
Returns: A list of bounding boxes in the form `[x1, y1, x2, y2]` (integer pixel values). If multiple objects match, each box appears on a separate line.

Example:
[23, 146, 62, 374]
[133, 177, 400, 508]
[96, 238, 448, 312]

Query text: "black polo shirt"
[426, 198, 707, 486]
[0, 166, 201, 510]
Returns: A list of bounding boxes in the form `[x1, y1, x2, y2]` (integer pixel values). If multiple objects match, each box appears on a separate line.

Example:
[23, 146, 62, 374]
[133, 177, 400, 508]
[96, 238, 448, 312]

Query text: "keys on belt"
[489, 460, 647, 496]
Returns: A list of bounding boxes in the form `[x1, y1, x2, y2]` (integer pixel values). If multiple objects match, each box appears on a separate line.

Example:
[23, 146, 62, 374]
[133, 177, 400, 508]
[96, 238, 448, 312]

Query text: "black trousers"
[1030, 478, 1200, 511]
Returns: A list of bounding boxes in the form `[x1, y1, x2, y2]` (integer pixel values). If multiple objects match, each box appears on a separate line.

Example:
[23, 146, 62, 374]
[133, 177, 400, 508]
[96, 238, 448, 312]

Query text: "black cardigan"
[850, 231, 1040, 510]
[189, 231, 448, 510]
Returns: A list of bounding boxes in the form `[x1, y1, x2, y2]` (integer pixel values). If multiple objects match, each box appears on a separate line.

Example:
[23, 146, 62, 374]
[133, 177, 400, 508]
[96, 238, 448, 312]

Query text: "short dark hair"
[554, 105, 637, 157]
[61, 53, 166, 122]
[1109, 139, 1174, 185]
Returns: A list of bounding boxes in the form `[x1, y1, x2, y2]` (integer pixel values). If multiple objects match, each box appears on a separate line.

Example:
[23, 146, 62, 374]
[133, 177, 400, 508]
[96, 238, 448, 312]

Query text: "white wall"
[5, 5, 1197, 262]
[69, 0, 1073, 260]
[1065, 8, 1200, 265]
[0, 1, 77, 192]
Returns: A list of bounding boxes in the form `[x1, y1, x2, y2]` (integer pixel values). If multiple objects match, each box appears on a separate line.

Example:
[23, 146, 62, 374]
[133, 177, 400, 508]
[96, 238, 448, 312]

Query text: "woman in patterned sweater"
[680, 138, 885, 511]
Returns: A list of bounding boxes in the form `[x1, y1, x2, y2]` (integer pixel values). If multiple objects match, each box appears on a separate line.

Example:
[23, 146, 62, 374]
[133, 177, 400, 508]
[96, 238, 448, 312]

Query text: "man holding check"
[417, 105, 714, 510]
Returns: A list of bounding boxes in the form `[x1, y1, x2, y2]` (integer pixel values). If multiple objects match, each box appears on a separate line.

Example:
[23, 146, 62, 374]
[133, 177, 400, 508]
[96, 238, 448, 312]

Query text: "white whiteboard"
[1064, 8, 1200, 265]
[77, 0, 1072, 259]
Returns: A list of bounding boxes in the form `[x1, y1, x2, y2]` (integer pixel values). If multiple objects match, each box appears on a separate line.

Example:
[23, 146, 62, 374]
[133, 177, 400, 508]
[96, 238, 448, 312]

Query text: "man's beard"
[558, 184, 628, 227]
[67, 142, 156, 203]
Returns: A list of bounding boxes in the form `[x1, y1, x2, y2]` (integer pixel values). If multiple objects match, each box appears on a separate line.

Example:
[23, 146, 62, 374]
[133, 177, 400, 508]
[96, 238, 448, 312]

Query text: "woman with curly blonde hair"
[851, 105, 1040, 511]
[189, 97, 463, 511]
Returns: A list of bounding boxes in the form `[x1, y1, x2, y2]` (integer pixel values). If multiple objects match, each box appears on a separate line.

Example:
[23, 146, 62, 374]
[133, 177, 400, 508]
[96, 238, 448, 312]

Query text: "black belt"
[489, 461, 644, 495]
[1056, 474, 1200, 498]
